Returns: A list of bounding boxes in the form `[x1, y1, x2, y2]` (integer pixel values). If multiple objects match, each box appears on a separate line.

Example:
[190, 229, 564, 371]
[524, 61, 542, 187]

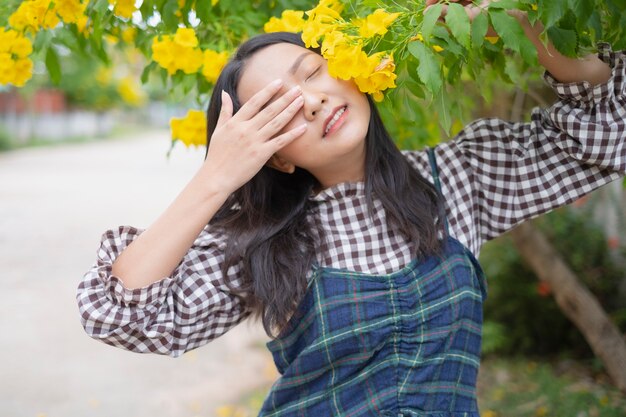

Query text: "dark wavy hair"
[205, 32, 446, 337]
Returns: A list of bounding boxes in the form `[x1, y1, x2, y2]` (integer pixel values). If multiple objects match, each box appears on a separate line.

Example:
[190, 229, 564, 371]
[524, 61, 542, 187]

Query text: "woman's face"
[237, 42, 371, 187]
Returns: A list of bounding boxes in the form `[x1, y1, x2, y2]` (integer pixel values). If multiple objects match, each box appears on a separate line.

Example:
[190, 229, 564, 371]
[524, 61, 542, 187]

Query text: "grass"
[211, 357, 626, 417]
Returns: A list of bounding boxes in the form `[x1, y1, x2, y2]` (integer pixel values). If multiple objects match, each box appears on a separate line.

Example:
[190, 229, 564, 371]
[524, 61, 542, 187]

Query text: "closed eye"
[306, 66, 321, 81]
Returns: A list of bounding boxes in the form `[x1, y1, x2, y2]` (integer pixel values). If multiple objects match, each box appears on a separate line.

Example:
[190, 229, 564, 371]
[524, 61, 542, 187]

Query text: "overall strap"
[427, 147, 450, 234]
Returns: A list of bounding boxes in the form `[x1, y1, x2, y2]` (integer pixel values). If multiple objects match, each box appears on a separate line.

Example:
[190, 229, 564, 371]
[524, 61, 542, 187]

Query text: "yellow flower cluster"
[152, 27, 229, 82]
[9, 0, 88, 32]
[170, 109, 207, 147]
[202, 50, 229, 83]
[117, 76, 147, 107]
[108, 0, 136, 19]
[263, 2, 400, 102]
[152, 28, 204, 75]
[264, 10, 306, 33]
[355, 8, 400, 38]
[0, 27, 34, 87]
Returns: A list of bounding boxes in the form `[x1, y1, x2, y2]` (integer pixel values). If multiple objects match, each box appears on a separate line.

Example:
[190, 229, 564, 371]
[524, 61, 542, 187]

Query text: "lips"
[323, 105, 348, 138]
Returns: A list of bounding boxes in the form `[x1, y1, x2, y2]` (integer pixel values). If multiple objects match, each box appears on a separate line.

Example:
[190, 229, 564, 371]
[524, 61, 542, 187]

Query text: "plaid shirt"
[77, 46, 626, 358]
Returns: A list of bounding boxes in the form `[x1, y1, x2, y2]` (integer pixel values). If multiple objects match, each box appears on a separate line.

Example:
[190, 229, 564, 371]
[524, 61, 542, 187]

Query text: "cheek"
[275, 131, 314, 164]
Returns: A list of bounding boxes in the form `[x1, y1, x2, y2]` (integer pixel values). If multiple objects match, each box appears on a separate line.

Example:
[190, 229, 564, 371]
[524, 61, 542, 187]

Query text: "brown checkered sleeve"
[76, 225, 249, 357]
[404, 44, 626, 255]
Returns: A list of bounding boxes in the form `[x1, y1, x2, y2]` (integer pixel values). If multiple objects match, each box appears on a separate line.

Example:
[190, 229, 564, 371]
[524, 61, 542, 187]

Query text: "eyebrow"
[288, 52, 314, 75]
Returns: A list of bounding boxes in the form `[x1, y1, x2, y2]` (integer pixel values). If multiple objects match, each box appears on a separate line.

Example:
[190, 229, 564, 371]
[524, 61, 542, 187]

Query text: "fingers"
[253, 85, 303, 129]
[235, 78, 284, 120]
[266, 123, 308, 153]
[256, 92, 304, 139]
[215, 90, 233, 129]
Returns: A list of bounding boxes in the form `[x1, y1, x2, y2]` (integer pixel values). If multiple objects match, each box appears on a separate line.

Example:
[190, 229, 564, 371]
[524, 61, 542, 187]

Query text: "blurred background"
[1, 0, 626, 416]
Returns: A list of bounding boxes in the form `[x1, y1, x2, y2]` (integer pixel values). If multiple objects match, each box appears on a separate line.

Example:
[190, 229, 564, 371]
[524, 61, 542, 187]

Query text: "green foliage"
[2, 0, 624, 135]
[478, 358, 626, 417]
[479, 207, 626, 357]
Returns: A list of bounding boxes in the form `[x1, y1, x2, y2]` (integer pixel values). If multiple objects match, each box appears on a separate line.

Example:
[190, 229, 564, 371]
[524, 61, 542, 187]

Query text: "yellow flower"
[152, 35, 176, 68]
[174, 27, 198, 48]
[301, 18, 337, 48]
[0, 28, 34, 87]
[320, 30, 348, 57]
[0, 54, 16, 85]
[306, 0, 343, 22]
[178, 45, 204, 74]
[11, 58, 34, 87]
[117, 76, 146, 106]
[326, 42, 369, 80]
[355, 9, 401, 38]
[9, 0, 60, 31]
[411, 33, 424, 42]
[121, 27, 137, 43]
[56, 0, 87, 25]
[353, 53, 397, 102]
[301, 0, 345, 48]
[10, 37, 33, 58]
[485, 36, 499, 44]
[170, 109, 207, 147]
[411, 31, 444, 52]
[108, 0, 136, 19]
[202, 49, 229, 83]
[264, 10, 306, 33]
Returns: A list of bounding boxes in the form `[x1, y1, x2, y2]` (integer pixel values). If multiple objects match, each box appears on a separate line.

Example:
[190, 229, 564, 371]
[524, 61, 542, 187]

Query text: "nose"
[302, 88, 328, 121]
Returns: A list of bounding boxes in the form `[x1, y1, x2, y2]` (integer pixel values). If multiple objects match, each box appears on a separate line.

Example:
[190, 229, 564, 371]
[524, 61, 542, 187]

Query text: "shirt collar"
[309, 181, 366, 202]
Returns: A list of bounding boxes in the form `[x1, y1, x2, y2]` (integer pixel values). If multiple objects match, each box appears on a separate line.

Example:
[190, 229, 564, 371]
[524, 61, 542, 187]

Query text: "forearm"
[111, 167, 231, 289]
[512, 11, 612, 86]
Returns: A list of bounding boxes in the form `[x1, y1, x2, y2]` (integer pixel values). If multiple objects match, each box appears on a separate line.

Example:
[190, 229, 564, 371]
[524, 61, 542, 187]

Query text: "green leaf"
[471, 11, 489, 49]
[45, 47, 62, 85]
[489, 10, 538, 66]
[537, 0, 565, 28]
[195, 0, 212, 23]
[433, 89, 452, 133]
[141, 61, 157, 84]
[408, 41, 442, 94]
[92, 0, 110, 14]
[571, 0, 594, 28]
[547, 26, 578, 57]
[162, 0, 179, 31]
[33, 30, 53, 51]
[445, 3, 471, 49]
[421, 3, 442, 40]
[488, 0, 522, 10]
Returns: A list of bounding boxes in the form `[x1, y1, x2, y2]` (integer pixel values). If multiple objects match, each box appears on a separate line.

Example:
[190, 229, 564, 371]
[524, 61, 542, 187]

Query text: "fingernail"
[298, 123, 307, 131]
[272, 79, 283, 87]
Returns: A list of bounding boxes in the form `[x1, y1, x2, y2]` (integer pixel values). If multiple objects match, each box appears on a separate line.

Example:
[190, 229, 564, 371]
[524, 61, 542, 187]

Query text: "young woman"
[77, 3, 625, 416]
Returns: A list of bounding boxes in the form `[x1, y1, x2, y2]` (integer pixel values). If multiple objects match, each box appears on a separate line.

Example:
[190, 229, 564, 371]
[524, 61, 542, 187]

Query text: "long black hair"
[205, 32, 446, 337]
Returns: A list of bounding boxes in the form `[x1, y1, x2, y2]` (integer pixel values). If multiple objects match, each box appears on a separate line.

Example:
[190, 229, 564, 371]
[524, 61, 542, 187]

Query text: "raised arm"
[424, 0, 612, 85]
[77, 80, 307, 356]
[111, 80, 305, 290]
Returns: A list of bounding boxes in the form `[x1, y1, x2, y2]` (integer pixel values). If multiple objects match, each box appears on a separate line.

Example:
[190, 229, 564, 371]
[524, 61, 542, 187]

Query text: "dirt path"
[0, 130, 276, 417]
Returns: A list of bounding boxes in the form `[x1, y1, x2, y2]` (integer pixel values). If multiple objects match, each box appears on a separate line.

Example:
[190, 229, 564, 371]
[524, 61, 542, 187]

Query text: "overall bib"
[258, 150, 488, 417]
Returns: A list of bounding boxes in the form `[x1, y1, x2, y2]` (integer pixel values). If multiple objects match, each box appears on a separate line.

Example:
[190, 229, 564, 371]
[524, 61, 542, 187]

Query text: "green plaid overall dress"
[258, 149, 488, 417]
